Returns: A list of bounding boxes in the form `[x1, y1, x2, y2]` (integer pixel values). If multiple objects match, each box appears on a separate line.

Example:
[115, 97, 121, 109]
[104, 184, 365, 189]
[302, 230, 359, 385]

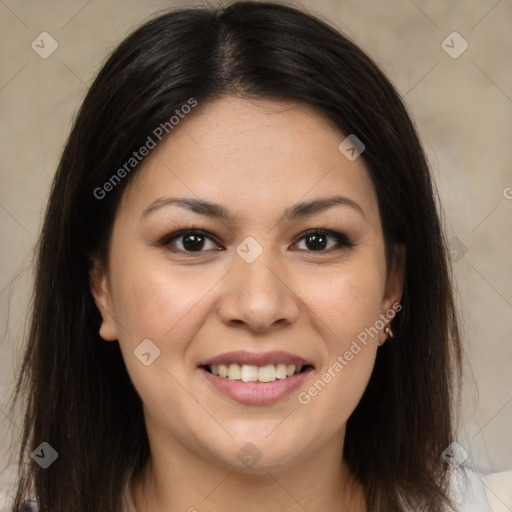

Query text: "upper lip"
[199, 351, 313, 368]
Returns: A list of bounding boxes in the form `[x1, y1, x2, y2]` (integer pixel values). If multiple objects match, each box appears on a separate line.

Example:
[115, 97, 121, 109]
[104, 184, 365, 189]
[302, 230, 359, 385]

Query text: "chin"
[203, 432, 319, 475]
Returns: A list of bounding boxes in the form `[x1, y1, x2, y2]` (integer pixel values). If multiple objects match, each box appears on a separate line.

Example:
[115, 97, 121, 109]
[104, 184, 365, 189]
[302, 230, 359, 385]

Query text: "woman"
[6, 2, 491, 511]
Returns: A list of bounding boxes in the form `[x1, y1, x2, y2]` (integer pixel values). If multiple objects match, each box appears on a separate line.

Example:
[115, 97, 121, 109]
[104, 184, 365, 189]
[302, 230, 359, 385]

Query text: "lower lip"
[199, 367, 314, 405]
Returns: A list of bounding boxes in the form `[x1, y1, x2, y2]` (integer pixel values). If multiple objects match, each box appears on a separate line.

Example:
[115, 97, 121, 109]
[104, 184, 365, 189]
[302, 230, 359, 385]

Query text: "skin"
[90, 96, 404, 512]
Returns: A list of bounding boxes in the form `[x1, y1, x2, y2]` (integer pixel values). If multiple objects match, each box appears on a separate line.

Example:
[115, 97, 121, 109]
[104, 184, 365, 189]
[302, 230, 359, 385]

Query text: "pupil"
[183, 233, 204, 251]
[307, 233, 326, 251]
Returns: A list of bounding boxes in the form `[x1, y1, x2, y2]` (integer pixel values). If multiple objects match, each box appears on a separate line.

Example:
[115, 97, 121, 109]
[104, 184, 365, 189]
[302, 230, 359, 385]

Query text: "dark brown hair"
[8, 2, 462, 510]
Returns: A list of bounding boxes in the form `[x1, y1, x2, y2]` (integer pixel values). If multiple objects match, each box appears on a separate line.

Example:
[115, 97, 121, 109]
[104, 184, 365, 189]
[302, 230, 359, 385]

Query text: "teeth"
[275, 363, 288, 379]
[241, 365, 258, 382]
[208, 363, 306, 382]
[258, 364, 276, 383]
[218, 364, 229, 378]
[287, 364, 296, 376]
[228, 363, 241, 380]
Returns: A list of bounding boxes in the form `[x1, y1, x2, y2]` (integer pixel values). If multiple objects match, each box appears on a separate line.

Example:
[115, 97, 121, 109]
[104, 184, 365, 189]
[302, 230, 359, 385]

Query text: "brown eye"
[294, 229, 353, 252]
[181, 232, 206, 251]
[161, 230, 222, 253]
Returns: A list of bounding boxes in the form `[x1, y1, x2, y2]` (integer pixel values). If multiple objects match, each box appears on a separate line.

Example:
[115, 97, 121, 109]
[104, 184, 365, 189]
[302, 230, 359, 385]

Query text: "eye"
[293, 229, 354, 252]
[161, 229, 222, 253]
[160, 228, 353, 255]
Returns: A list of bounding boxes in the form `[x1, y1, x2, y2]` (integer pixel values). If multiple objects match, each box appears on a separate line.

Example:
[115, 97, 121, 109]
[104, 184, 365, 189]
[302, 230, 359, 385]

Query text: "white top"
[445, 468, 492, 512]
[120, 467, 492, 512]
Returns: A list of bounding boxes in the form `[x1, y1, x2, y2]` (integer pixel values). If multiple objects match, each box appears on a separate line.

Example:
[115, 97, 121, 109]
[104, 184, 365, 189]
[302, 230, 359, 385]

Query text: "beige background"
[1, 0, 511, 505]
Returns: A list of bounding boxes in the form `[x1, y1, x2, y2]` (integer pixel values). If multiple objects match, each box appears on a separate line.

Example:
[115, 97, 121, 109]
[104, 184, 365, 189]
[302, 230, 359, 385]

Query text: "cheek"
[301, 260, 386, 345]
[293, 255, 385, 414]
[107, 257, 215, 428]
[107, 251, 226, 399]
[109, 251, 213, 343]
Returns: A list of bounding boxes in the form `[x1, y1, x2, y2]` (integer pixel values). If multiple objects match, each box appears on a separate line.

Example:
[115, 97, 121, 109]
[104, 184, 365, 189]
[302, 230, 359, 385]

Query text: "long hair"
[8, 2, 462, 510]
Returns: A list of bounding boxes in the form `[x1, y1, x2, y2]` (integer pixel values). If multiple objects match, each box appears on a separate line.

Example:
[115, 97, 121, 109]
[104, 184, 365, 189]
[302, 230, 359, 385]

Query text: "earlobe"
[89, 258, 118, 342]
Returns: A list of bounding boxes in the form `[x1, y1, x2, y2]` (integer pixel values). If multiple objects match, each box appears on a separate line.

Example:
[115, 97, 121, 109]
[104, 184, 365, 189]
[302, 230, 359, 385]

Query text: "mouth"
[198, 351, 315, 405]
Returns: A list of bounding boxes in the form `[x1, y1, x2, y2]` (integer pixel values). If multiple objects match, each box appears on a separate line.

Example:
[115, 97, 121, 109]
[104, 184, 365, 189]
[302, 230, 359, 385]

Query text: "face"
[91, 96, 403, 473]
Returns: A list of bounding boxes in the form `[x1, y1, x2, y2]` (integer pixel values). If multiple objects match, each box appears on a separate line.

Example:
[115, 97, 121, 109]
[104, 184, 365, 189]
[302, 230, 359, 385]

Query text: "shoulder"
[399, 468, 494, 512]
[446, 468, 492, 512]
[0, 481, 135, 512]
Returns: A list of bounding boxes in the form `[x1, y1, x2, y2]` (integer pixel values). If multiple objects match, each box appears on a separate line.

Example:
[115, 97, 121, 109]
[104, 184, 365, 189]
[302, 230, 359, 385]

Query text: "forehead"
[118, 96, 380, 226]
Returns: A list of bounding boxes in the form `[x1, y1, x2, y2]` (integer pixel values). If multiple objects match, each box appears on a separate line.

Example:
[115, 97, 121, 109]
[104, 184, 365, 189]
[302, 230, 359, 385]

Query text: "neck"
[131, 428, 366, 512]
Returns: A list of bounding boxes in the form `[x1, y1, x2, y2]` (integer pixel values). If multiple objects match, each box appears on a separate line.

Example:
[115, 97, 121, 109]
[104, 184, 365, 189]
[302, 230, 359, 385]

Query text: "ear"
[89, 258, 118, 341]
[378, 244, 405, 346]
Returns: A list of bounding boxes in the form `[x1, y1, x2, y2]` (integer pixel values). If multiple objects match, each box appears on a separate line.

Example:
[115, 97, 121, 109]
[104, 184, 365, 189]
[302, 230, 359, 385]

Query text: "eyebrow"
[141, 195, 365, 222]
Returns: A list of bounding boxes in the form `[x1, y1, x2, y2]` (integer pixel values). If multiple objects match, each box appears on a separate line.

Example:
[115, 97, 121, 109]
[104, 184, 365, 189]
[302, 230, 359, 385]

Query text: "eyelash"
[159, 228, 354, 255]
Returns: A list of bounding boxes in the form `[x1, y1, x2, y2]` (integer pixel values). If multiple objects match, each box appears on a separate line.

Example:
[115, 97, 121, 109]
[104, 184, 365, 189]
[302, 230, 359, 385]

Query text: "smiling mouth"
[202, 363, 313, 383]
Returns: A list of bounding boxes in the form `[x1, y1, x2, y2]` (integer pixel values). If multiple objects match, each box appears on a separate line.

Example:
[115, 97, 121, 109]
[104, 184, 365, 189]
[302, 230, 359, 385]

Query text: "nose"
[216, 249, 301, 334]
